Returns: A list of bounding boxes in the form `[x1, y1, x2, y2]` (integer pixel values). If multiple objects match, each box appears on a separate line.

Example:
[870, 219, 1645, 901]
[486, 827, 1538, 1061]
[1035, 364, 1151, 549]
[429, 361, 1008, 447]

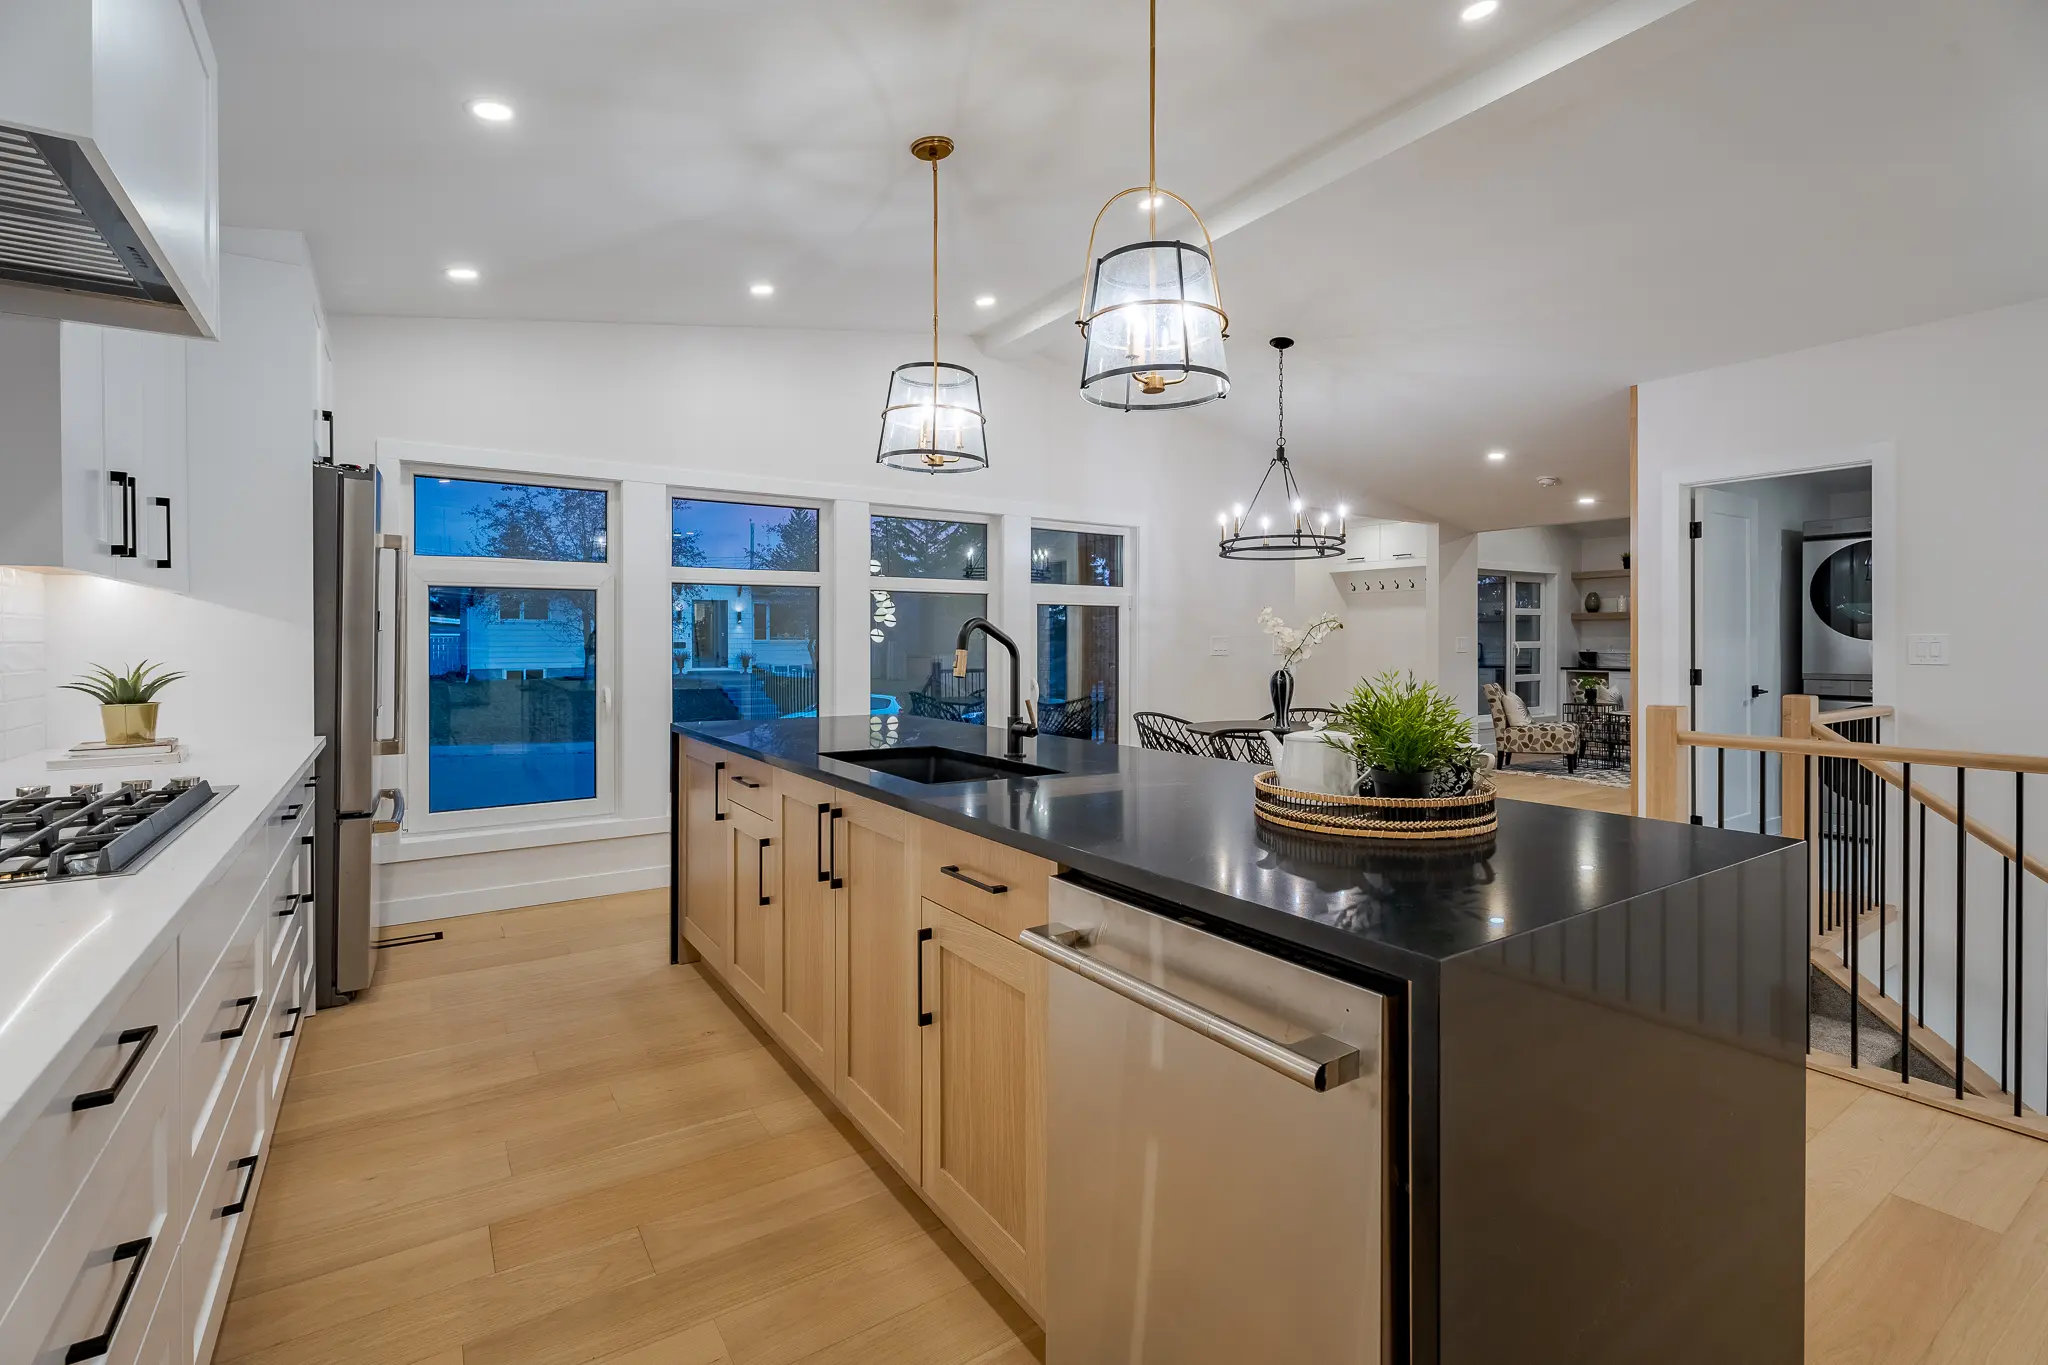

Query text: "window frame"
[404, 467, 620, 833]
[1030, 518, 1133, 743]
[669, 489, 830, 723]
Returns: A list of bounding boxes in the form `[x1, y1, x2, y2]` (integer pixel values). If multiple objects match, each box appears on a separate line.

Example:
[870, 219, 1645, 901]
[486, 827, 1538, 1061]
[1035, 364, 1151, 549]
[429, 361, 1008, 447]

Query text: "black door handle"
[816, 803, 833, 883]
[938, 865, 1007, 895]
[108, 470, 134, 558]
[219, 994, 260, 1040]
[62, 1236, 150, 1363]
[1750, 685, 1770, 699]
[916, 926, 934, 1026]
[124, 474, 139, 558]
[278, 1005, 302, 1040]
[71, 1024, 158, 1111]
[756, 837, 771, 907]
[218, 1154, 259, 1217]
[712, 762, 726, 821]
[151, 495, 172, 568]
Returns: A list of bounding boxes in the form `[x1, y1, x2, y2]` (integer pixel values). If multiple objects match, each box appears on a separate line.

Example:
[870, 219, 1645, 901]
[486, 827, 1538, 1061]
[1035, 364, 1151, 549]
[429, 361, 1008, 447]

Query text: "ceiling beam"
[973, 0, 1701, 359]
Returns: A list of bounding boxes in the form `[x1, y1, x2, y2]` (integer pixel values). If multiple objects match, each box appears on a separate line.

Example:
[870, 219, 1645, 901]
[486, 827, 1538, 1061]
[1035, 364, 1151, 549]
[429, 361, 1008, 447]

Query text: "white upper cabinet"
[0, 0, 220, 338]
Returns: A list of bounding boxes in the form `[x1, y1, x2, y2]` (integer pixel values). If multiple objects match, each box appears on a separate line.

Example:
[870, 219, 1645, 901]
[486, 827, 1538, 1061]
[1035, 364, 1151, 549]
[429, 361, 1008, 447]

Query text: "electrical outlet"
[1209, 635, 1230, 657]
[1907, 634, 1949, 666]
[1455, 635, 1471, 654]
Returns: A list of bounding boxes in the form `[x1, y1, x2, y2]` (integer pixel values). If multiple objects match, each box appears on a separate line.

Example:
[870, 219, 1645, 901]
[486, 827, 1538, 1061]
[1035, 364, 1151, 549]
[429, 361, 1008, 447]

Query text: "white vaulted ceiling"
[203, 0, 2048, 530]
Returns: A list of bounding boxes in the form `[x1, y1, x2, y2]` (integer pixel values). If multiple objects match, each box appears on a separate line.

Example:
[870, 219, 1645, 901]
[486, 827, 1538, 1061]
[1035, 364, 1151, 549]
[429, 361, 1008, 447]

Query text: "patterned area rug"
[1497, 754, 1632, 788]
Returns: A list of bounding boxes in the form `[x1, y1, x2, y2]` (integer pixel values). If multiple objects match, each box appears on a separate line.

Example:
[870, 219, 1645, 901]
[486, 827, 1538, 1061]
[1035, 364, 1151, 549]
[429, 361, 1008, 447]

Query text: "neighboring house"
[431, 591, 589, 679]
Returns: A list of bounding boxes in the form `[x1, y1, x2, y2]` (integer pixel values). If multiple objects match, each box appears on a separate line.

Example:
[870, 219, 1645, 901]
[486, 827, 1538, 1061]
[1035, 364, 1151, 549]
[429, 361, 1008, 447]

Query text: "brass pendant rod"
[931, 153, 940, 385]
[1148, 0, 1159, 238]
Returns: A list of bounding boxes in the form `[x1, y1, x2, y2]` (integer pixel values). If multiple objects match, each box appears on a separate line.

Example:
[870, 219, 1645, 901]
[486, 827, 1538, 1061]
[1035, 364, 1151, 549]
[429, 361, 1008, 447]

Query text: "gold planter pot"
[100, 703, 160, 746]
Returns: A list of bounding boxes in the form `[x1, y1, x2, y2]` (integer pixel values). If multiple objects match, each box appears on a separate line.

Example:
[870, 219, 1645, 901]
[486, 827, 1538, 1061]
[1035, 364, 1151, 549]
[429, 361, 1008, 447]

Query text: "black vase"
[1269, 668, 1294, 729]
[1367, 767, 1432, 799]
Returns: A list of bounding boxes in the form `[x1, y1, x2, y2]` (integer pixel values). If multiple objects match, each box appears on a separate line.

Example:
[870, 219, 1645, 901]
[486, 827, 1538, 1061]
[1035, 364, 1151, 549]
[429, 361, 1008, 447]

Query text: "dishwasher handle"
[1021, 924, 1362, 1092]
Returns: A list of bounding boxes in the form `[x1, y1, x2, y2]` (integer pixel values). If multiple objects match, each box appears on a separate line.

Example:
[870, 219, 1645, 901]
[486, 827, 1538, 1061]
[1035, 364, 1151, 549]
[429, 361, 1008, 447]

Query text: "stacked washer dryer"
[1802, 517, 1873, 705]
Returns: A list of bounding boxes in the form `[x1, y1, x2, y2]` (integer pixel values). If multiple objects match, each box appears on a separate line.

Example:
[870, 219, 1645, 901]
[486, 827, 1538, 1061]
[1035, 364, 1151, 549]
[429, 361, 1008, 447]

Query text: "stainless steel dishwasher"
[1025, 878, 1388, 1365]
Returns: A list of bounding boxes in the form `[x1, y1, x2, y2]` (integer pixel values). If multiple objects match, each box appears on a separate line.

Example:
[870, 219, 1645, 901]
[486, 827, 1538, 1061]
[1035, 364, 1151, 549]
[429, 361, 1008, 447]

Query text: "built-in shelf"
[1572, 611, 1630, 623]
[1571, 569, 1630, 583]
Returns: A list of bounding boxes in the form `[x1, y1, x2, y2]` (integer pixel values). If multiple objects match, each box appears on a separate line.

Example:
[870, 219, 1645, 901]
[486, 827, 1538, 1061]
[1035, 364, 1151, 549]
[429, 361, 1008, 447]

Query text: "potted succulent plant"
[59, 661, 186, 746]
[1326, 670, 1478, 799]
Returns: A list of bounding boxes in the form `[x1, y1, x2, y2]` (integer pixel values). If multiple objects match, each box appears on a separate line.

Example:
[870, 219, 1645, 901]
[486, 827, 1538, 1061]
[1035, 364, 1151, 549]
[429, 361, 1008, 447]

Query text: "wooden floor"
[219, 891, 2048, 1364]
[1492, 766, 1633, 814]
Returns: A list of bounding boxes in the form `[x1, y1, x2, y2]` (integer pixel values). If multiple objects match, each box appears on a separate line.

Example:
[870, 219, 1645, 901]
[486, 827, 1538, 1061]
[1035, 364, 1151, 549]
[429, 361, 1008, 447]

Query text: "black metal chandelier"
[1217, 338, 1347, 560]
[877, 135, 989, 474]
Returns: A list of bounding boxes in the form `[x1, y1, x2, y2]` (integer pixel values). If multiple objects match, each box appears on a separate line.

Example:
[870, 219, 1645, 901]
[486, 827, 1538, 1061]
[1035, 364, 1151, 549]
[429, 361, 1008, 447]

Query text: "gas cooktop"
[0, 778, 236, 886]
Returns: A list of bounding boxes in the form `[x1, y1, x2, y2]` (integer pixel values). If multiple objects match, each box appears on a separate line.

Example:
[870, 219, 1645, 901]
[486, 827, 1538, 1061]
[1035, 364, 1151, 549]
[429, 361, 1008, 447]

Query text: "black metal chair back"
[1038, 696, 1101, 740]
[1206, 730, 1271, 764]
[1134, 711, 1204, 756]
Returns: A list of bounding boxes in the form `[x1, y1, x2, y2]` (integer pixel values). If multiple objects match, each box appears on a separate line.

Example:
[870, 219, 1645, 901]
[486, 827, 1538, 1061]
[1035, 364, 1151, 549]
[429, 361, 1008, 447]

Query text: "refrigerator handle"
[371, 788, 406, 834]
[376, 533, 406, 756]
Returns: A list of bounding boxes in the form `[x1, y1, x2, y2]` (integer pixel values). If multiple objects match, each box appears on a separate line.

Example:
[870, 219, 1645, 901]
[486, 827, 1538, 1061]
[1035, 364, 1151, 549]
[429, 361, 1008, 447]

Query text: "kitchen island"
[671, 714, 1805, 1364]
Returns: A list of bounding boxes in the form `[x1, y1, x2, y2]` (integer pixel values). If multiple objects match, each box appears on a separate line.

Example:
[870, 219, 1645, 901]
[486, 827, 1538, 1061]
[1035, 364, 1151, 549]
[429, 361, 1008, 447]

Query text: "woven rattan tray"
[1253, 769, 1498, 842]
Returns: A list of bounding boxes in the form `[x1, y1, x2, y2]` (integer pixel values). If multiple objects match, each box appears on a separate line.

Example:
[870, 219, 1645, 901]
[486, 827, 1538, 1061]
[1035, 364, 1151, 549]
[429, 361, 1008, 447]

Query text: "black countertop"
[676, 715, 1790, 981]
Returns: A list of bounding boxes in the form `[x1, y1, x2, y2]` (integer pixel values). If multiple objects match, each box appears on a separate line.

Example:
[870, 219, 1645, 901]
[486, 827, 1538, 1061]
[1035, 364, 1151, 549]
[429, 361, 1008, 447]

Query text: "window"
[870, 589, 986, 719]
[415, 477, 608, 562]
[408, 471, 614, 829]
[672, 498, 819, 572]
[871, 515, 987, 580]
[425, 585, 599, 812]
[1478, 573, 1548, 714]
[1030, 528, 1124, 587]
[672, 583, 821, 722]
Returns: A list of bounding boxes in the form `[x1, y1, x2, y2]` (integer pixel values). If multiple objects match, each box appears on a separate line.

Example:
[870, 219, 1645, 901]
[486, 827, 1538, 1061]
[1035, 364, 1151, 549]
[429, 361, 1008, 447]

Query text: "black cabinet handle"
[275, 891, 301, 917]
[219, 995, 259, 1040]
[827, 809, 843, 889]
[730, 774, 762, 790]
[107, 470, 135, 558]
[151, 495, 172, 568]
[815, 803, 833, 883]
[301, 834, 316, 846]
[939, 865, 1008, 896]
[916, 926, 934, 1026]
[278, 1006, 302, 1040]
[218, 1154, 259, 1217]
[713, 761, 726, 822]
[756, 837, 771, 907]
[280, 802, 304, 822]
[71, 1024, 157, 1112]
[62, 1236, 150, 1364]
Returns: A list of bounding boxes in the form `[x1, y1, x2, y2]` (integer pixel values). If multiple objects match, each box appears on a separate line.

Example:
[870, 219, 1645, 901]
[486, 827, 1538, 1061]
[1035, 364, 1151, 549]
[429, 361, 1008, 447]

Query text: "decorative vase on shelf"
[1269, 668, 1295, 729]
[1583, 590, 1602, 613]
[101, 703, 160, 746]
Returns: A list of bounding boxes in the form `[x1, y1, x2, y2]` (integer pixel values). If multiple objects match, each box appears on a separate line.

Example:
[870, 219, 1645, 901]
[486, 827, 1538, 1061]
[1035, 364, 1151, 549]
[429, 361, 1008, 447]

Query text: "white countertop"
[0, 735, 325, 1158]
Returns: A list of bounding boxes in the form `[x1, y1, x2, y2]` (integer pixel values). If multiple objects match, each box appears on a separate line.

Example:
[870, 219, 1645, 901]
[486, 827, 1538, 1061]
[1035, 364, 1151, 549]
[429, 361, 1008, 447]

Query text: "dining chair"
[1134, 711, 1205, 756]
[1038, 696, 1101, 740]
[1205, 730, 1271, 764]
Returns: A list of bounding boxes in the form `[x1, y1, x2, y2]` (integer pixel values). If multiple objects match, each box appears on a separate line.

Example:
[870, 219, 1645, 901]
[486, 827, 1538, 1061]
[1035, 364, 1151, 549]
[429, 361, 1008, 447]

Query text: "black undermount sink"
[820, 746, 1060, 785]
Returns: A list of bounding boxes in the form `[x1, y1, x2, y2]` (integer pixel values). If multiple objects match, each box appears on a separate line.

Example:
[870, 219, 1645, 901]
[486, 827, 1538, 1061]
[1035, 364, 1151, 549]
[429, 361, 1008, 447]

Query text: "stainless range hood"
[0, 128, 185, 311]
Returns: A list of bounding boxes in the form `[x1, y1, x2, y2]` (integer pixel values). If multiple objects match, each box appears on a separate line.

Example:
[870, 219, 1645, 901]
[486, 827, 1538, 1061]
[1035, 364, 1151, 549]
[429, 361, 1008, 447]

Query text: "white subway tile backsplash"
[0, 570, 48, 758]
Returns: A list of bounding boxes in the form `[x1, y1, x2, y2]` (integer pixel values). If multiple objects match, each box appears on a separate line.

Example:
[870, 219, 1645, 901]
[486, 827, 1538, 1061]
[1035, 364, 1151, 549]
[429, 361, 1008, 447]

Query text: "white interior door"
[1693, 488, 1766, 830]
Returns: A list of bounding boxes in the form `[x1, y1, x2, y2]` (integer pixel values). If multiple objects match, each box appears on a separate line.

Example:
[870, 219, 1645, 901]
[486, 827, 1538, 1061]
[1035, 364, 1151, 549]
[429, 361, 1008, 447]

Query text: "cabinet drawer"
[265, 829, 311, 976]
[178, 898, 266, 1166]
[918, 820, 1055, 940]
[181, 1053, 268, 1365]
[722, 753, 776, 820]
[0, 942, 176, 1310]
[264, 923, 308, 1108]
[0, 1035, 179, 1365]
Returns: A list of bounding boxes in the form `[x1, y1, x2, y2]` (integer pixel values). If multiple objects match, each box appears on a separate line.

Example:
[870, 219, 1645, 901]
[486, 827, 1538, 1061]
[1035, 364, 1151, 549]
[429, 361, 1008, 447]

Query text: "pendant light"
[877, 135, 989, 474]
[1076, 0, 1229, 410]
[1217, 338, 1347, 559]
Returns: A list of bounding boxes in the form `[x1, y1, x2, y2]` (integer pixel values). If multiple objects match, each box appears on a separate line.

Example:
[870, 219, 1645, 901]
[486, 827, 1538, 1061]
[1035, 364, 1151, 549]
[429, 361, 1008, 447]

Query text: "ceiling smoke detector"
[1537, 476, 1561, 487]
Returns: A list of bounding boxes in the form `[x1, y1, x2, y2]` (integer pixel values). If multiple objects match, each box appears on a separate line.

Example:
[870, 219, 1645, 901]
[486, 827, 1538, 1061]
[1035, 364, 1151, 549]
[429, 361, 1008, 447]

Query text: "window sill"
[375, 814, 667, 864]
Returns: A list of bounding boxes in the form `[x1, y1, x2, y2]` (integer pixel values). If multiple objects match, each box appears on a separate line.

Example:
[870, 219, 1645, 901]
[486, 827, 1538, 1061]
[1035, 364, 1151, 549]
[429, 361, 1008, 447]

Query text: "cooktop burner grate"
[0, 778, 235, 885]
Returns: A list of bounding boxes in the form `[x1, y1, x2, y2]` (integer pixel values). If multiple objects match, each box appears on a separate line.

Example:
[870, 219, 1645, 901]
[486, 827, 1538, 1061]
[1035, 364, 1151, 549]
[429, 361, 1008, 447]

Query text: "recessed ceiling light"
[444, 265, 479, 282]
[749, 282, 775, 297]
[1461, 0, 1500, 24]
[975, 295, 997, 308]
[1487, 449, 1507, 462]
[1489, 916, 1506, 925]
[1577, 495, 1598, 505]
[466, 99, 515, 123]
[1537, 476, 1560, 488]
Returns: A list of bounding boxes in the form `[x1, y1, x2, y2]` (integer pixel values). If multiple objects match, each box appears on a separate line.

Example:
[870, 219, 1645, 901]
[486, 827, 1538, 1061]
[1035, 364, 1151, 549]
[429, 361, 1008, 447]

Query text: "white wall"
[0, 569, 46, 760]
[1637, 294, 2048, 1105]
[333, 315, 1301, 917]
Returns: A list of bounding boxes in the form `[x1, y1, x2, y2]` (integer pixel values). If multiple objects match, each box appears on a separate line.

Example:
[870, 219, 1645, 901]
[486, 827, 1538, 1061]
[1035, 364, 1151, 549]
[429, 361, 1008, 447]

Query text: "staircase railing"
[1643, 699, 2048, 1138]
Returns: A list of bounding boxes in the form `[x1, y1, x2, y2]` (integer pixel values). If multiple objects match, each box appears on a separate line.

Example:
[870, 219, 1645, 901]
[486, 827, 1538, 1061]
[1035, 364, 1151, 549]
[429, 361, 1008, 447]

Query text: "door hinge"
[1689, 520, 1703, 538]
[1690, 668, 1703, 686]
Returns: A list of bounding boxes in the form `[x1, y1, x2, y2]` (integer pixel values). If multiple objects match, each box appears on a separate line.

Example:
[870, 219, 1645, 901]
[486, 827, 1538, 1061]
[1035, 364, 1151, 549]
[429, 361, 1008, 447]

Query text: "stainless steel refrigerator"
[312, 464, 390, 1006]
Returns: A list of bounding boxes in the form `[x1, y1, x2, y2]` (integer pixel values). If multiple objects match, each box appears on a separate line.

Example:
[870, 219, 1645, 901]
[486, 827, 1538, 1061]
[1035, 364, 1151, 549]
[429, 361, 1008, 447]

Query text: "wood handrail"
[1802, 721, 2048, 887]
[1674, 729, 2048, 777]
[1815, 705, 1896, 725]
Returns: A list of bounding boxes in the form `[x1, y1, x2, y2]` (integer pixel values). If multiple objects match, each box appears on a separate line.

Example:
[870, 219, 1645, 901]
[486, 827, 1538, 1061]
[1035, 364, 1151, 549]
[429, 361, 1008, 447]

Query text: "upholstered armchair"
[1483, 682, 1580, 772]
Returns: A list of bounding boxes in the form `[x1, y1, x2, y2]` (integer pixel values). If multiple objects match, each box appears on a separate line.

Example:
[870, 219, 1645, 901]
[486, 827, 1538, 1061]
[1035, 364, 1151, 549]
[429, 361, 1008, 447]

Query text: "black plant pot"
[1366, 767, 1432, 799]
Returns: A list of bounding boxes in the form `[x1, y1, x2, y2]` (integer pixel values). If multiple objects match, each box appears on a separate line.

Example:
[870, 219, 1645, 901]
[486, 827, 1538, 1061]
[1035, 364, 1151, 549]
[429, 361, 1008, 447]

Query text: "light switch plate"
[1455, 635, 1471, 654]
[1209, 635, 1230, 657]
[1908, 634, 1949, 666]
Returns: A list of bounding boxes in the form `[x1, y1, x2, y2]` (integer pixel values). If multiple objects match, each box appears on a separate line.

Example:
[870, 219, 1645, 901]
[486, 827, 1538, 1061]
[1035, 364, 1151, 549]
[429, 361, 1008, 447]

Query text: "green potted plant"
[59, 661, 186, 746]
[1327, 670, 1476, 799]
[1576, 674, 1603, 706]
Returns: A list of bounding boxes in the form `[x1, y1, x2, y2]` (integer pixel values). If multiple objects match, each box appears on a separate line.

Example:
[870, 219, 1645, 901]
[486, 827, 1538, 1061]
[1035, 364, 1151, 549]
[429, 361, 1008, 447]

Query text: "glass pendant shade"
[1080, 236, 1229, 410]
[877, 361, 989, 473]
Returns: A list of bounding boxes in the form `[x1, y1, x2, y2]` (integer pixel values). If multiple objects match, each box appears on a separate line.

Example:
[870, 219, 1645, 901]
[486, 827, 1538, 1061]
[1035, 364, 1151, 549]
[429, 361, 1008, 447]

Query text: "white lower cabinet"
[180, 1052, 267, 1365]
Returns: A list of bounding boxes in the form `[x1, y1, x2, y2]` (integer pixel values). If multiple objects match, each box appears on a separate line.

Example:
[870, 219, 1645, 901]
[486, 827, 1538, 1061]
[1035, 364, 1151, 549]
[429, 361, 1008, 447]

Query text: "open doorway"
[1689, 465, 1873, 832]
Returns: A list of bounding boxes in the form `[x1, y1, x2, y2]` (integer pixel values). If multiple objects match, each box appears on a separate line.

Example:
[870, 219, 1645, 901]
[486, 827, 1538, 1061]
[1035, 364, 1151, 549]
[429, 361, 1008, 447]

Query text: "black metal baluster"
[1956, 769, 1968, 1101]
[1805, 753, 1815, 1055]
[2003, 857, 2012, 1097]
[1717, 747, 1727, 829]
[1878, 754, 1888, 999]
[1758, 743, 1769, 836]
[1900, 762, 1913, 1084]
[1851, 756, 1861, 1069]
[1919, 801, 1929, 1023]
[2018, 772, 2027, 1118]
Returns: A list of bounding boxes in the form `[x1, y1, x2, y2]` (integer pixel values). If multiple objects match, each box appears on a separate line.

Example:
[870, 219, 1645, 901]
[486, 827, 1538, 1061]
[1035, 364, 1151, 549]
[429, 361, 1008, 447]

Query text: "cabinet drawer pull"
[916, 926, 934, 1026]
[151, 494, 173, 569]
[107, 470, 137, 559]
[280, 802, 304, 822]
[730, 774, 763, 790]
[278, 1006, 303, 1040]
[713, 761, 727, 821]
[62, 1235, 150, 1364]
[938, 865, 1007, 896]
[301, 833, 316, 846]
[816, 803, 833, 883]
[219, 995, 260, 1040]
[827, 809, 843, 889]
[756, 837, 771, 907]
[218, 1154, 259, 1217]
[71, 1024, 158, 1112]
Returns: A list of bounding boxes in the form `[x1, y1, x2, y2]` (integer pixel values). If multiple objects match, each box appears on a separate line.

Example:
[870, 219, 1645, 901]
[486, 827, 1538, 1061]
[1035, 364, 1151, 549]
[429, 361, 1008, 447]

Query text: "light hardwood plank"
[785, 1279, 1041, 1365]
[1920, 1177, 2048, 1364]
[1893, 1115, 2048, 1233]
[1805, 1088, 1950, 1276]
[596, 1321, 732, 1365]
[1806, 1069, 1865, 1140]
[217, 1227, 496, 1358]
[1803, 1195, 1999, 1364]
[638, 1152, 898, 1272]
[713, 1226, 987, 1365]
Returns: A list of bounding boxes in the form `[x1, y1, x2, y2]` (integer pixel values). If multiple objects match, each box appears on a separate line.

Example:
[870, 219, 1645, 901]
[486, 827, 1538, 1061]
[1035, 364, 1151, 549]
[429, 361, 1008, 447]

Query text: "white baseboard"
[375, 863, 667, 926]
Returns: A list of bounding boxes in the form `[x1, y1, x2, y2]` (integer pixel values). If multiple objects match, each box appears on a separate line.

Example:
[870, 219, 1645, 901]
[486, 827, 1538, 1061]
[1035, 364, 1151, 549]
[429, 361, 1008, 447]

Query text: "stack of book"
[48, 738, 189, 771]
